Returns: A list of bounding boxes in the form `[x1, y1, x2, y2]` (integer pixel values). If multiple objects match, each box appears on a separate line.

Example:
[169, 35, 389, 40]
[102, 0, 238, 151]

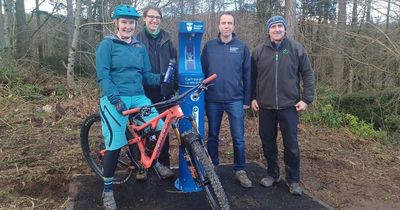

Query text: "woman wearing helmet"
[95, 4, 162, 210]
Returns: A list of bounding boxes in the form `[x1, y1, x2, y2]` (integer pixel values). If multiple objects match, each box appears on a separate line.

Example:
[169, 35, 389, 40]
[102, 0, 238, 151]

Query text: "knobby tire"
[188, 135, 230, 210]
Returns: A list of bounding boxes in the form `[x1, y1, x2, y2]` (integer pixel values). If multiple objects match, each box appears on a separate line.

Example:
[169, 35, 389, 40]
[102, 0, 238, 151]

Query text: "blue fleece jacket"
[96, 35, 160, 101]
[201, 34, 252, 105]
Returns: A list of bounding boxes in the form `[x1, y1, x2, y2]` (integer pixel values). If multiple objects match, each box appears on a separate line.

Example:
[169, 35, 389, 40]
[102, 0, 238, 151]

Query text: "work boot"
[288, 182, 303, 196]
[234, 170, 252, 188]
[154, 162, 174, 179]
[135, 169, 147, 181]
[260, 176, 280, 187]
[102, 191, 117, 210]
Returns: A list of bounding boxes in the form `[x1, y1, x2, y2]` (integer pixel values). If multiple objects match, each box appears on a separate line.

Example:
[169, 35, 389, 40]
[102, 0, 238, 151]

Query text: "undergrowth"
[302, 86, 390, 144]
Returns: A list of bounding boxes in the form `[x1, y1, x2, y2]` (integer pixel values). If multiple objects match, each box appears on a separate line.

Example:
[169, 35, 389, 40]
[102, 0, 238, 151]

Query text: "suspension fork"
[172, 121, 199, 179]
[189, 115, 200, 134]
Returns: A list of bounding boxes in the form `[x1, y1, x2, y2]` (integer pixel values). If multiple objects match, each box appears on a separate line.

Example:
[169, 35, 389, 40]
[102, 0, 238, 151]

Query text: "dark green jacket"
[251, 37, 315, 109]
[136, 29, 177, 102]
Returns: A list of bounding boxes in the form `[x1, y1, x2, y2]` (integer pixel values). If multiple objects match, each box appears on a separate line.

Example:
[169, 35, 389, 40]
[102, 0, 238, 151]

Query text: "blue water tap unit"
[175, 21, 205, 192]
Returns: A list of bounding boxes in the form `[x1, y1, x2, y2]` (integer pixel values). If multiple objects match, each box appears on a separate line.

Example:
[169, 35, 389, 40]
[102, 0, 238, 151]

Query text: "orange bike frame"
[125, 105, 184, 169]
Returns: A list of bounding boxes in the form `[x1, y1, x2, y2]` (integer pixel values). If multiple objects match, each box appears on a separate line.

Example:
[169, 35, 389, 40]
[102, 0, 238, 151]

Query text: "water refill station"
[175, 21, 205, 192]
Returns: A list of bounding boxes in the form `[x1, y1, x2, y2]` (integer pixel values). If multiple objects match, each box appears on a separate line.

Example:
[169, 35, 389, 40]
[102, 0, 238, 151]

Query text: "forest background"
[0, 0, 399, 209]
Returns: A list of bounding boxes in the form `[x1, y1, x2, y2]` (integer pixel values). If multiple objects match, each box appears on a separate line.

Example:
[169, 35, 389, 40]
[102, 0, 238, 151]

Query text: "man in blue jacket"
[251, 16, 315, 195]
[201, 12, 252, 188]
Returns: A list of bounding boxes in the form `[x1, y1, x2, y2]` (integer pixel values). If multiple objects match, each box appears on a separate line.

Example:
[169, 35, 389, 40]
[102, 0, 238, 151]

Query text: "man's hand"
[251, 100, 259, 112]
[295, 101, 308, 112]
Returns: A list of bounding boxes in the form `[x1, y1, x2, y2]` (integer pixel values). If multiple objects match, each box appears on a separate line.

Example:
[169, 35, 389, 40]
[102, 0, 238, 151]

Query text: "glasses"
[146, 15, 161, 20]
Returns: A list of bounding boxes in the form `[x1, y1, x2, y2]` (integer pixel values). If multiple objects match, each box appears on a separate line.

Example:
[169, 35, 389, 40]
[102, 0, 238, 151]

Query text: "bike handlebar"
[122, 74, 217, 116]
[123, 107, 140, 115]
[203, 74, 217, 84]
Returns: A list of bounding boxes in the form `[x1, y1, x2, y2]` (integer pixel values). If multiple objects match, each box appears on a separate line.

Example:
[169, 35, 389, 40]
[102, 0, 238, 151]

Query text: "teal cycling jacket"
[96, 35, 160, 100]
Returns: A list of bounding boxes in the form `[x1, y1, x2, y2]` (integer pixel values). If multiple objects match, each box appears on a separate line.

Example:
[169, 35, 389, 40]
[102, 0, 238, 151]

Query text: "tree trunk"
[351, 0, 358, 28]
[15, 0, 29, 59]
[86, 0, 94, 46]
[333, 0, 346, 92]
[0, 0, 4, 49]
[209, 0, 217, 38]
[191, 0, 195, 19]
[285, 0, 296, 39]
[348, 0, 358, 93]
[3, 0, 13, 50]
[67, 0, 74, 47]
[66, 0, 82, 97]
[385, 0, 391, 34]
[366, 0, 371, 22]
[35, 0, 44, 66]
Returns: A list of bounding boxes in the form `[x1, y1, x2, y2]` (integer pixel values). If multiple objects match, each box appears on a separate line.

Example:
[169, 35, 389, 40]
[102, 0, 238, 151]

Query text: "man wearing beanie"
[251, 15, 315, 195]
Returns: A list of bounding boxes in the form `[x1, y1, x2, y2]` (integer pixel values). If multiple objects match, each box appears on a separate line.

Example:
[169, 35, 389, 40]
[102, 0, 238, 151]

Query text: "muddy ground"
[0, 92, 399, 210]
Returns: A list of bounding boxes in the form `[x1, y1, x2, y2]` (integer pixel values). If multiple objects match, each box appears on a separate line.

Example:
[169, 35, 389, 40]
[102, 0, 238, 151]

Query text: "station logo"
[186, 22, 193, 32]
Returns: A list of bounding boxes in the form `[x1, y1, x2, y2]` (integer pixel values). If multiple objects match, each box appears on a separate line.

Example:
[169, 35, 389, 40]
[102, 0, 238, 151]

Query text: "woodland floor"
[0, 78, 399, 209]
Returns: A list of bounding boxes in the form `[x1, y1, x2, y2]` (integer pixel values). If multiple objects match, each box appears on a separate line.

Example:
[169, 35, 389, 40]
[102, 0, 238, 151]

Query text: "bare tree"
[67, 0, 74, 46]
[66, 0, 82, 96]
[351, 0, 358, 28]
[333, 0, 346, 92]
[35, 0, 44, 65]
[15, 0, 28, 58]
[386, 0, 391, 33]
[365, 0, 372, 22]
[86, 0, 94, 46]
[349, 0, 358, 93]
[0, 0, 4, 49]
[3, 0, 13, 51]
[285, 0, 296, 38]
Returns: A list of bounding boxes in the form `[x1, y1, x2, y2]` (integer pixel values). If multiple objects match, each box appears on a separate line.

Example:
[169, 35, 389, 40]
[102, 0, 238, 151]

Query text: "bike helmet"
[112, 4, 141, 20]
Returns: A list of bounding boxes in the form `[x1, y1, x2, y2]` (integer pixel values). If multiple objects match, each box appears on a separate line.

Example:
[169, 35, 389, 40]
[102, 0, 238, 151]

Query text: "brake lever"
[190, 83, 214, 101]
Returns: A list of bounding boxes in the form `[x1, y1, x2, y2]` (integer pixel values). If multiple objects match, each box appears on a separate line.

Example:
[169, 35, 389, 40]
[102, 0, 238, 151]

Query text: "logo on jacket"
[186, 23, 193, 32]
[230, 47, 239, 53]
[283, 48, 289, 55]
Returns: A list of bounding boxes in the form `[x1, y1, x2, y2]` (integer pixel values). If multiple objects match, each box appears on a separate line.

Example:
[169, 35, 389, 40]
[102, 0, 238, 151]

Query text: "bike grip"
[123, 107, 140, 116]
[203, 74, 217, 84]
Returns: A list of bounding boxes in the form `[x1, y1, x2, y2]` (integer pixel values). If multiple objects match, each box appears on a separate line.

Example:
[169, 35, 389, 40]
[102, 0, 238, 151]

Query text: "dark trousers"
[259, 107, 300, 183]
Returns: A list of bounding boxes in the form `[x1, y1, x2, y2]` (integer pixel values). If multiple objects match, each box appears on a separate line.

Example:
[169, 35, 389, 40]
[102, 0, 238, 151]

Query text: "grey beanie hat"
[266, 15, 287, 30]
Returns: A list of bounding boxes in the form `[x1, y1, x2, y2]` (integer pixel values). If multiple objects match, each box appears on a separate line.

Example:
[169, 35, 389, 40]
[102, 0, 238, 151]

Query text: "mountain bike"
[80, 74, 230, 210]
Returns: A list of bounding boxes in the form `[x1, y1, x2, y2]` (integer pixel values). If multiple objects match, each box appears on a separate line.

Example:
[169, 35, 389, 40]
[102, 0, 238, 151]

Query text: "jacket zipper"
[275, 51, 279, 109]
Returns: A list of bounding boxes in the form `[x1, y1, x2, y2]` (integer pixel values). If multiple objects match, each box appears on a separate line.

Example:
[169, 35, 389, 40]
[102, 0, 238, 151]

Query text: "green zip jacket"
[251, 37, 315, 109]
[96, 35, 160, 101]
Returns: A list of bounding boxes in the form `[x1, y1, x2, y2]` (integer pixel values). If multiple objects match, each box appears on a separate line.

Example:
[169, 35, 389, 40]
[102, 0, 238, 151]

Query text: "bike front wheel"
[80, 113, 132, 184]
[183, 131, 230, 210]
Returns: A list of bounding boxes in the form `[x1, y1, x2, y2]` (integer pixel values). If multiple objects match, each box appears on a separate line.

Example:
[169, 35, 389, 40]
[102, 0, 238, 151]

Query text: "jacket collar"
[217, 32, 237, 44]
[138, 28, 171, 46]
[105, 34, 141, 46]
[265, 36, 287, 50]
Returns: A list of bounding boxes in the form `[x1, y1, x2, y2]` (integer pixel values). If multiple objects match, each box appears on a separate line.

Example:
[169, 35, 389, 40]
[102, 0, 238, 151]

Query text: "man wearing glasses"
[137, 6, 178, 179]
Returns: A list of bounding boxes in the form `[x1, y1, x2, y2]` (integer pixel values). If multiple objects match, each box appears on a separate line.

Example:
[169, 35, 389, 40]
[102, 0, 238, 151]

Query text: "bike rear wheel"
[80, 113, 132, 184]
[183, 131, 230, 210]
